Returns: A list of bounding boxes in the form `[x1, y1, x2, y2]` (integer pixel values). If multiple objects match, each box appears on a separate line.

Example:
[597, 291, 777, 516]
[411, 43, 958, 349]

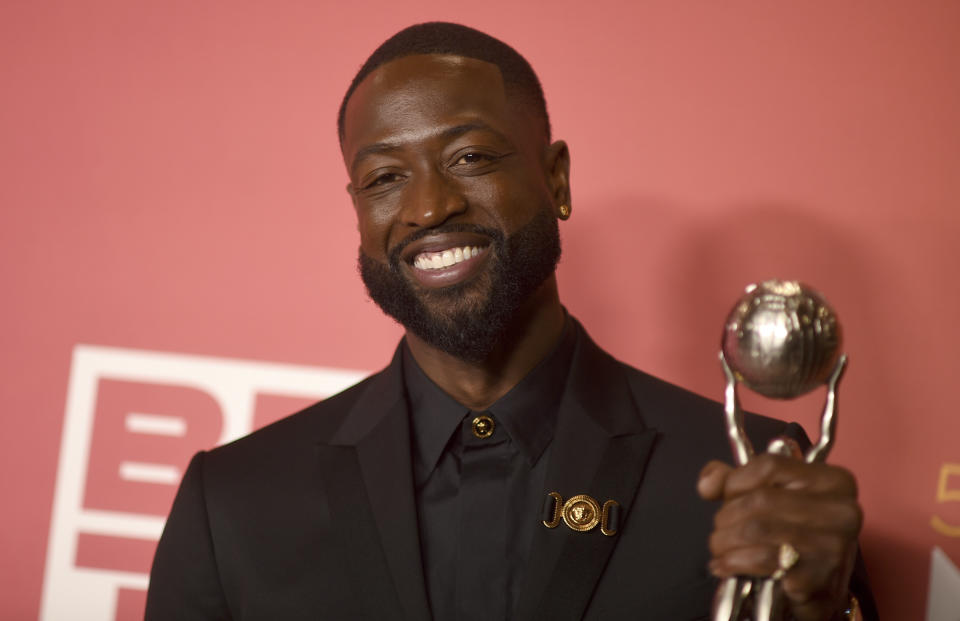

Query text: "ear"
[544, 140, 571, 212]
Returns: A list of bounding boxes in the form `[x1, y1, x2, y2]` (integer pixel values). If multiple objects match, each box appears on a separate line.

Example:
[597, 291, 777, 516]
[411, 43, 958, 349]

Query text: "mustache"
[387, 223, 504, 267]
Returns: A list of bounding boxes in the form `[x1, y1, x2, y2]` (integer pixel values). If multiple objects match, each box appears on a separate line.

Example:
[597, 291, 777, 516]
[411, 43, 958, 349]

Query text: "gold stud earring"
[558, 204, 571, 220]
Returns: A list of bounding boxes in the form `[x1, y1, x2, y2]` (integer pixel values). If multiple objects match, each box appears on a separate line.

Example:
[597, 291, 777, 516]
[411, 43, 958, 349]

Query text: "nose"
[398, 169, 466, 228]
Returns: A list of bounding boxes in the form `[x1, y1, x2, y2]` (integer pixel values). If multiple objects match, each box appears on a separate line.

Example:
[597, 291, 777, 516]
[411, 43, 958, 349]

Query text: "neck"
[405, 277, 565, 411]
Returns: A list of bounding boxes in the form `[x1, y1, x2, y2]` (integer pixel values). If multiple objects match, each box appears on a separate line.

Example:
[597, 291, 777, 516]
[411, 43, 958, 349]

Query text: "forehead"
[341, 54, 515, 163]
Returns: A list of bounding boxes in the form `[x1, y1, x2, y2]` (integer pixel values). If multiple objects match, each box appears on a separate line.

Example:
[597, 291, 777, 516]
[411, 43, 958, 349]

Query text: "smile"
[413, 245, 485, 271]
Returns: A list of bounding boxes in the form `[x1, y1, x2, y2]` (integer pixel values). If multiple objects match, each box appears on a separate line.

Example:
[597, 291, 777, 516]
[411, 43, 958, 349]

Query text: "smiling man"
[345, 50, 568, 372]
[147, 23, 876, 620]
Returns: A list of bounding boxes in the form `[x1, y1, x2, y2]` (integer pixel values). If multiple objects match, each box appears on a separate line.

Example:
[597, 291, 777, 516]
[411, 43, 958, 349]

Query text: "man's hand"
[697, 454, 862, 620]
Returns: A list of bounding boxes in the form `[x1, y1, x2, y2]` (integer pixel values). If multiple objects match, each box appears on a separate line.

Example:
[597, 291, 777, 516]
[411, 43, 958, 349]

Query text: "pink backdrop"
[3, 2, 959, 619]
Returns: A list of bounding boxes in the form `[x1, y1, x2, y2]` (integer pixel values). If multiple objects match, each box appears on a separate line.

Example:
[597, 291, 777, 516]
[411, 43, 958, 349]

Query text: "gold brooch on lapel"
[542, 492, 620, 536]
[562, 494, 600, 531]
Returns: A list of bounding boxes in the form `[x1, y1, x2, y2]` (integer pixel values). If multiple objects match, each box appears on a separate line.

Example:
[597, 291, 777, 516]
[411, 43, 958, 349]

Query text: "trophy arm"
[805, 354, 847, 464]
[713, 576, 752, 621]
[721, 352, 754, 466]
[713, 354, 757, 620]
[755, 576, 791, 621]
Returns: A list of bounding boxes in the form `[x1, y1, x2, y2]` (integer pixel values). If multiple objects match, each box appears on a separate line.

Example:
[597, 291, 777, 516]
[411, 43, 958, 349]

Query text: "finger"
[708, 533, 851, 580]
[710, 511, 857, 561]
[712, 487, 863, 536]
[697, 460, 732, 500]
[708, 543, 771, 577]
[720, 454, 858, 499]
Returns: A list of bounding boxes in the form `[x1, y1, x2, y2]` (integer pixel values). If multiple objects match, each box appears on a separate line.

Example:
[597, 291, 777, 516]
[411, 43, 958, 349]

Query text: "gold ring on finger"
[771, 542, 799, 581]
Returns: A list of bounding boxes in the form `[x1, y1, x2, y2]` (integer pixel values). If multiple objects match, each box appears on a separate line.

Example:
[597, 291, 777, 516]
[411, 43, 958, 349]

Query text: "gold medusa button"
[561, 494, 601, 532]
[471, 414, 495, 439]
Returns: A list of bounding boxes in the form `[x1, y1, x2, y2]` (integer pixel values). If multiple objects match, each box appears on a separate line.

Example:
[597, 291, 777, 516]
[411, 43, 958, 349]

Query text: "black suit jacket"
[146, 323, 872, 620]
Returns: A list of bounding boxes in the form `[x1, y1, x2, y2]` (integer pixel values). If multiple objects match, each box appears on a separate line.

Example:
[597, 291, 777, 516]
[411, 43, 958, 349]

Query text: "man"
[147, 23, 875, 620]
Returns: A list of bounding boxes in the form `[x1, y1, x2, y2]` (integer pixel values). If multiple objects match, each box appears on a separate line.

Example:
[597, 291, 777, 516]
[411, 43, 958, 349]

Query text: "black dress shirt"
[402, 318, 577, 620]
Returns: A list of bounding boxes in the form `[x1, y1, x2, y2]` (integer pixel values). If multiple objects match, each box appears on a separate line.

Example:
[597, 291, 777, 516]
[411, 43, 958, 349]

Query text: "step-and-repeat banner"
[4, 3, 959, 620]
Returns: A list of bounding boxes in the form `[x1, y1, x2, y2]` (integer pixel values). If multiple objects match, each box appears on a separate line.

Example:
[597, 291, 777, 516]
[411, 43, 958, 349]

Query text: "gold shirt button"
[471, 414, 495, 439]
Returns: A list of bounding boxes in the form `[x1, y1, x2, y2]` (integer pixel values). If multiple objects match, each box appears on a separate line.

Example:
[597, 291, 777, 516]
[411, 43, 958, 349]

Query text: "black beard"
[358, 207, 561, 363]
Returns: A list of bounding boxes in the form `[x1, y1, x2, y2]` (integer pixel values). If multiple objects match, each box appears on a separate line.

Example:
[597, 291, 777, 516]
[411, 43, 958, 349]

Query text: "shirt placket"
[456, 411, 509, 621]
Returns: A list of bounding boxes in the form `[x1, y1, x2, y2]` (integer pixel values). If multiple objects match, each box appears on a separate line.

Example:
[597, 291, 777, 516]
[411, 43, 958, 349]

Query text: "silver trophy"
[712, 280, 847, 621]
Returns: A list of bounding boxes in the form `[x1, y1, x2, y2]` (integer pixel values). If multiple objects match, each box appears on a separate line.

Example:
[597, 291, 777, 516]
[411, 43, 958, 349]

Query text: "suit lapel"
[319, 348, 432, 621]
[516, 326, 659, 621]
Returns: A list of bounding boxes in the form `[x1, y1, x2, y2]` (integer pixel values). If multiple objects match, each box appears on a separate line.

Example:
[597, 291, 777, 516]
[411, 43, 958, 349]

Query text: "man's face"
[341, 54, 568, 361]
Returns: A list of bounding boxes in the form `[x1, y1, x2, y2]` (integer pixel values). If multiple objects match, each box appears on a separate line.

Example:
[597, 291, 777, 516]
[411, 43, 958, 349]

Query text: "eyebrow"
[350, 121, 510, 175]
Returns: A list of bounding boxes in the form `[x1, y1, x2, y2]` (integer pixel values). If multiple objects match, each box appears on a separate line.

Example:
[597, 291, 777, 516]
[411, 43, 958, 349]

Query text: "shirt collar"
[403, 344, 468, 485]
[403, 315, 577, 483]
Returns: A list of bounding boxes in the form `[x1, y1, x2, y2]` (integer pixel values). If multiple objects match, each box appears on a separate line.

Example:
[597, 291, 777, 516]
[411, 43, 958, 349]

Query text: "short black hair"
[337, 22, 551, 145]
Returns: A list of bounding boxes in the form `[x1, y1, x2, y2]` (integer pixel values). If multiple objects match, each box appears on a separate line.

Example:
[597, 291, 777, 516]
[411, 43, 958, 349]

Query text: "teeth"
[414, 245, 484, 271]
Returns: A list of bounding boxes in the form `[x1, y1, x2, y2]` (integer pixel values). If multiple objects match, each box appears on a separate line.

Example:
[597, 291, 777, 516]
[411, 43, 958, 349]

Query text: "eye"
[361, 171, 404, 190]
[450, 149, 507, 173]
[454, 152, 492, 165]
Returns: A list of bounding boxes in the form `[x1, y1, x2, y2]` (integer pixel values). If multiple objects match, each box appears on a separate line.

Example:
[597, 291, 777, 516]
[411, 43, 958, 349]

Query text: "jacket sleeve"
[146, 451, 233, 620]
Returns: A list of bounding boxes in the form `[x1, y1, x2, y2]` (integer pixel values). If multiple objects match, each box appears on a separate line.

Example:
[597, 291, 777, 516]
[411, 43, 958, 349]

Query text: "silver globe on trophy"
[712, 280, 847, 621]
